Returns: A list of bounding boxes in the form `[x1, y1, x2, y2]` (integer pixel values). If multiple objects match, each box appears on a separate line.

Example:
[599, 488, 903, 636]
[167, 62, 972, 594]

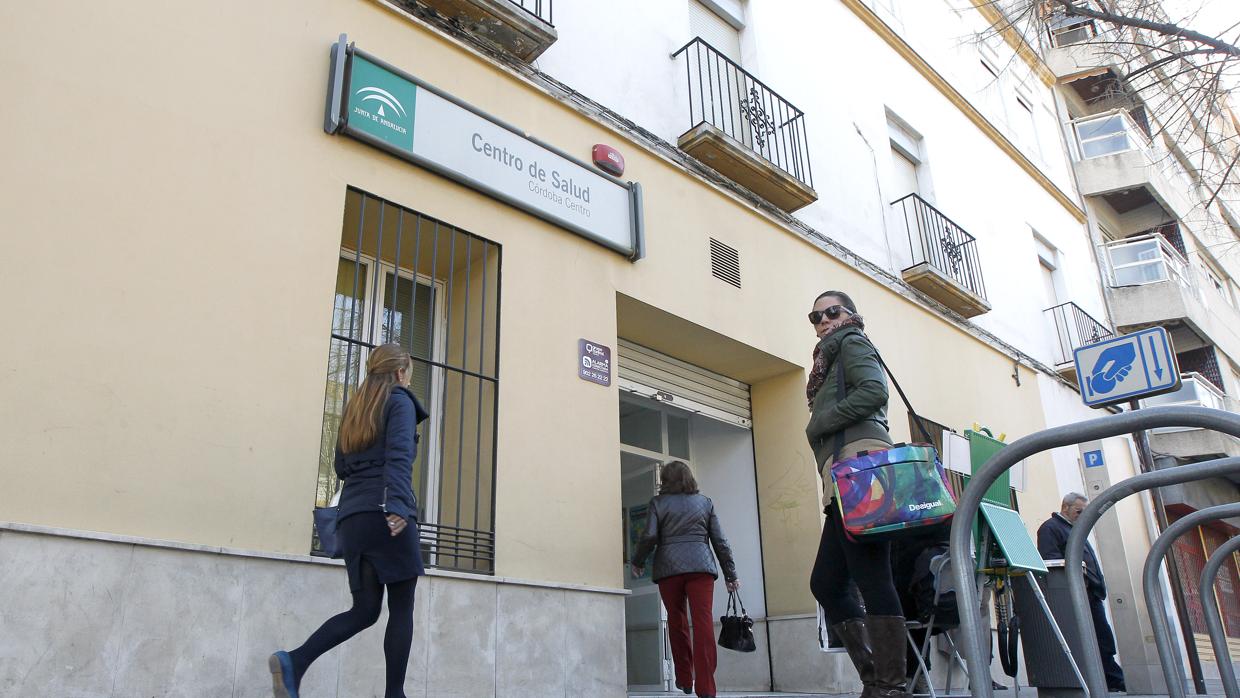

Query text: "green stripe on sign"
[347, 56, 417, 152]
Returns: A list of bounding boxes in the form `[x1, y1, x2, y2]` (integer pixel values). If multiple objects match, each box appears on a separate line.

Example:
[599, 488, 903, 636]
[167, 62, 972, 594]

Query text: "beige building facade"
[0, 1, 1185, 696]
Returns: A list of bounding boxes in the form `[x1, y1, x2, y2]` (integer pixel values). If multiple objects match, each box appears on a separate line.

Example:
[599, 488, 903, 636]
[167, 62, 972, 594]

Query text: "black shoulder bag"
[717, 590, 756, 652]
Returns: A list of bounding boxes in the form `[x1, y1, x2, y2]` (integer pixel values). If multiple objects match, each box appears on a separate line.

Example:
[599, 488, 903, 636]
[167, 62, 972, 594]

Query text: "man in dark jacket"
[1037, 492, 1126, 692]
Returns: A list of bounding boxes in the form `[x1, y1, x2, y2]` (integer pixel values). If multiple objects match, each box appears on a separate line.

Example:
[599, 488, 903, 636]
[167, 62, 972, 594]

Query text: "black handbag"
[313, 489, 344, 559]
[718, 590, 756, 653]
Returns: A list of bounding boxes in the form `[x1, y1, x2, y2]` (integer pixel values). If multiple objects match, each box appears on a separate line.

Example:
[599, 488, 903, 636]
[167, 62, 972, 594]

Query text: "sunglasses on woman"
[808, 305, 851, 324]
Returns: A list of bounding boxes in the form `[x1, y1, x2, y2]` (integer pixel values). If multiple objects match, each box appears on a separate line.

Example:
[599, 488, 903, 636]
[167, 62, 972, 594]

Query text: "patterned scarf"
[806, 314, 866, 408]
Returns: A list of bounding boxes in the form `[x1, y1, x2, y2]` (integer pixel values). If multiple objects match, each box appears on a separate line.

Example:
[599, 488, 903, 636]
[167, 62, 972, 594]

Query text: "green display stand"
[979, 502, 1047, 573]
[963, 429, 1010, 506]
[962, 429, 1013, 565]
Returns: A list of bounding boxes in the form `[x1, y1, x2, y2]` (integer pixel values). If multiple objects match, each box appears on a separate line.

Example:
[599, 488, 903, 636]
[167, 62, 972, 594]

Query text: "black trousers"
[1091, 595, 1126, 690]
[810, 504, 902, 621]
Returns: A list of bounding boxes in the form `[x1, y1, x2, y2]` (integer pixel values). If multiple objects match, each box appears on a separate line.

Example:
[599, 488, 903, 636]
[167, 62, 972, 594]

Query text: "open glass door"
[621, 450, 667, 692]
[622, 394, 691, 693]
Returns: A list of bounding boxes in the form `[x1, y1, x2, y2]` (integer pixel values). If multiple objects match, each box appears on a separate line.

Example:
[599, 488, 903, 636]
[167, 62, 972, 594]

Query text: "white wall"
[536, 0, 1109, 372]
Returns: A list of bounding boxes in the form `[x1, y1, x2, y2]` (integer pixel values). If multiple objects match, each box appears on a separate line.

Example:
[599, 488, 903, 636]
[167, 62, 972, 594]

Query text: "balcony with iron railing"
[1141, 373, 1240, 461]
[1069, 109, 1191, 219]
[416, 0, 556, 62]
[891, 193, 990, 318]
[1043, 301, 1113, 379]
[672, 38, 817, 212]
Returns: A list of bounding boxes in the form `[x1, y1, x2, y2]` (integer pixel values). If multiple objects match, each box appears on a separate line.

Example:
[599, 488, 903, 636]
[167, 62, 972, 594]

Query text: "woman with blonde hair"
[270, 343, 429, 698]
[631, 460, 739, 698]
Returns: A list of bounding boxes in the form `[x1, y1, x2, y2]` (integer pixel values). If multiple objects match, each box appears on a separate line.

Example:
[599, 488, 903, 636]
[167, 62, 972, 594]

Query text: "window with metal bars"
[314, 187, 501, 574]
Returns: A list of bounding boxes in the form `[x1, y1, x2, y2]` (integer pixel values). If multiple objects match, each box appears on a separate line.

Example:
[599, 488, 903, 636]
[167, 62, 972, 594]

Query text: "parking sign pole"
[1128, 399, 1207, 695]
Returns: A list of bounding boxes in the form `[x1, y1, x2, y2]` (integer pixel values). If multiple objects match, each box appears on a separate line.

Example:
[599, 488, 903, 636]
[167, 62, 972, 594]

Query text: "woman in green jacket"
[805, 290, 905, 698]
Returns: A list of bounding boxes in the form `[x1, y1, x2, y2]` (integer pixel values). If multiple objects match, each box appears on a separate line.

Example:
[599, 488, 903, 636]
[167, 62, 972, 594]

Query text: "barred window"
[315, 187, 500, 573]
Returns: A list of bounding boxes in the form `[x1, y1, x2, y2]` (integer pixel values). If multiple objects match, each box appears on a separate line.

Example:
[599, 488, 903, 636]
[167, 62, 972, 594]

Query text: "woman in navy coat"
[270, 343, 429, 698]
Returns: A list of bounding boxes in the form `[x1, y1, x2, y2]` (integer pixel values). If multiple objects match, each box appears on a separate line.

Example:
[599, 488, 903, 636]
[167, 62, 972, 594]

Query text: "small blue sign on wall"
[1083, 450, 1105, 468]
[1074, 327, 1180, 408]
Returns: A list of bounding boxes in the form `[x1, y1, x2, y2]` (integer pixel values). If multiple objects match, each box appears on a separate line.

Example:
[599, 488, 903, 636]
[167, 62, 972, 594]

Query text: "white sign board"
[412, 88, 635, 253]
[1074, 327, 1180, 408]
[326, 38, 643, 259]
[942, 430, 972, 475]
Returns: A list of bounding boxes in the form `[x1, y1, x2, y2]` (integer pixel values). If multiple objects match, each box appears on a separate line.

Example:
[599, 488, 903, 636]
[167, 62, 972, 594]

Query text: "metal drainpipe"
[1047, 85, 1119, 331]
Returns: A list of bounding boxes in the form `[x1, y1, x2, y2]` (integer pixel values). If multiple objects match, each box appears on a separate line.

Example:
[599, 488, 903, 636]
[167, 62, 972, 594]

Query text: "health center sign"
[324, 35, 644, 260]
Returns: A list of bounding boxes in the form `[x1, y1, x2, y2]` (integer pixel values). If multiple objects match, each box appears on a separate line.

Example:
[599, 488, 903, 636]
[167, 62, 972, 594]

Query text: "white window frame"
[1072, 109, 1149, 160]
[887, 111, 933, 202]
[1050, 18, 1097, 47]
[1142, 373, 1227, 429]
[332, 250, 450, 525]
[1102, 234, 1189, 288]
[1014, 85, 1043, 159]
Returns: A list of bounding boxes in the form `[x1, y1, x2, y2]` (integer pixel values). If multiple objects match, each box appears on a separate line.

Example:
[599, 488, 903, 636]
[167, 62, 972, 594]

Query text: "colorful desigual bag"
[829, 341, 957, 541]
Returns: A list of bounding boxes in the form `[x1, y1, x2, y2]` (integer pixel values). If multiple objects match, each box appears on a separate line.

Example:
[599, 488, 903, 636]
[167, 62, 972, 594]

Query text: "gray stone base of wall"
[0, 525, 627, 698]
[768, 616, 864, 694]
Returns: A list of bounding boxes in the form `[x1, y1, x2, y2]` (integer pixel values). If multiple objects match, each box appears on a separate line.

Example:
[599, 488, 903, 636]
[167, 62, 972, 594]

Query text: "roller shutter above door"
[617, 339, 751, 428]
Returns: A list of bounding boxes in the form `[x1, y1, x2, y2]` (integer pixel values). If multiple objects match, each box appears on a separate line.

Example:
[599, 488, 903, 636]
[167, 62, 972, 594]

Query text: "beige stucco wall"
[0, 0, 1061, 595]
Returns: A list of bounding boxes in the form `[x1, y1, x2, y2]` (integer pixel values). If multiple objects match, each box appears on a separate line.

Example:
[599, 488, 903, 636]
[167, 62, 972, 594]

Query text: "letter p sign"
[1083, 450, 1105, 468]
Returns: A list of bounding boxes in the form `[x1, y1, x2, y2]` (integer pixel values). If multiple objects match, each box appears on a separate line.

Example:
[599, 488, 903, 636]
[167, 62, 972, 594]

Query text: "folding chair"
[906, 553, 972, 698]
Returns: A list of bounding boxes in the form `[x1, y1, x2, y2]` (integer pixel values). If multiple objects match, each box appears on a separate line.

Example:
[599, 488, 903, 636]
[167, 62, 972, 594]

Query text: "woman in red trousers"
[631, 460, 740, 698]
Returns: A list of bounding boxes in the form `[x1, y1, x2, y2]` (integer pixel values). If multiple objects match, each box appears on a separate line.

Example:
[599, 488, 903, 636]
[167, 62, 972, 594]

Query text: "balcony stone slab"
[1149, 428, 1240, 463]
[1047, 42, 1121, 81]
[678, 123, 818, 212]
[416, 0, 557, 62]
[1074, 148, 1192, 221]
[1108, 281, 1240, 367]
[901, 262, 991, 318]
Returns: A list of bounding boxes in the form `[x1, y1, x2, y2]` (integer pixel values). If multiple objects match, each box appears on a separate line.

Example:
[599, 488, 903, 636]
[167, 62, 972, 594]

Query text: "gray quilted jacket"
[632, 493, 738, 583]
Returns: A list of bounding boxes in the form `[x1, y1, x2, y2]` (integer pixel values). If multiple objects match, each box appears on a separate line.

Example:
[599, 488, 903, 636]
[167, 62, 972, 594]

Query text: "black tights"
[810, 506, 901, 621]
[289, 559, 418, 698]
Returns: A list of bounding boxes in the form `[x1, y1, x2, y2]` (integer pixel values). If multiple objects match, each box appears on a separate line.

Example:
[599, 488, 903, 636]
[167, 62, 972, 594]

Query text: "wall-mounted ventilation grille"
[710, 238, 741, 288]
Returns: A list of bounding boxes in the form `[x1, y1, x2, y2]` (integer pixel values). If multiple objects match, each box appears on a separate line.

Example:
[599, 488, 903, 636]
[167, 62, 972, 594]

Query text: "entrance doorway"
[619, 388, 767, 693]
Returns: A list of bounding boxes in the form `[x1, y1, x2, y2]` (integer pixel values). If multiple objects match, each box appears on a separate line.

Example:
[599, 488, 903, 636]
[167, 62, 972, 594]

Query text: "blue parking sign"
[1074, 327, 1181, 408]
[1083, 450, 1105, 468]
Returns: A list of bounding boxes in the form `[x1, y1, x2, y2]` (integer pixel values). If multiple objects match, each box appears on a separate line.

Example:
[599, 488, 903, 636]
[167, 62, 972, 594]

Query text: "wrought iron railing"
[672, 37, 814, 189]
[1044, 301, 1113, 366]
[313, 187, 501, 574]
[891, 193, 988, 301]
[508, 0, 552, 26]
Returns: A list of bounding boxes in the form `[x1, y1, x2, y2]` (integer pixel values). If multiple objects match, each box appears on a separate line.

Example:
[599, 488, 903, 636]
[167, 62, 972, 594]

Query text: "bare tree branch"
[1049, 0, 1240, 56]
[1205, 149, 1240, 208]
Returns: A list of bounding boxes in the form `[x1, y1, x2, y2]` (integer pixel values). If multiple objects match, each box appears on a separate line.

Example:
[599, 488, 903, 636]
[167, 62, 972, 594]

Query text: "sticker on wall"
[579, 339, 612, 387]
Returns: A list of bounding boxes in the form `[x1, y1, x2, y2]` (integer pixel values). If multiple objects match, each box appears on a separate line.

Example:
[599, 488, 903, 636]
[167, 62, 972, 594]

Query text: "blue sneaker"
[268, 651, 299, 698]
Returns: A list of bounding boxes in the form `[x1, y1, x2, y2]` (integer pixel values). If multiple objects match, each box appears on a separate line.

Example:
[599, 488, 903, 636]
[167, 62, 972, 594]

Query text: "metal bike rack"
[949, 406, 1240, 698]
[1202, 534, 1240, 698]
[1068, 464, 1240, 697]
[1142, 503, 1240, 698]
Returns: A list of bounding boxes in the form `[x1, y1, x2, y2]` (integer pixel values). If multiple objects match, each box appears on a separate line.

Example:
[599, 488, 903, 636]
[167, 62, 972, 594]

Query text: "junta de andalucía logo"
[353, 85, 409, 136]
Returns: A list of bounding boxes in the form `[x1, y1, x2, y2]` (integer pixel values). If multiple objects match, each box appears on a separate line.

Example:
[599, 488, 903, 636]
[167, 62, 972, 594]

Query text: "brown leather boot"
[830, 618, 876, 695]
[866, 615, 908, 698]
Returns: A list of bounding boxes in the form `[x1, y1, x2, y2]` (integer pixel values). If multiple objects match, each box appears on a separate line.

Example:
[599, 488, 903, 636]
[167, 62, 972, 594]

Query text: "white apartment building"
[534, 0, 1238, 692]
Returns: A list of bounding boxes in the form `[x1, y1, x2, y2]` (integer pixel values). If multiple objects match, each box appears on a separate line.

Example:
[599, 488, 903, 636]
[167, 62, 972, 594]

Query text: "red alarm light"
[592, 144, 625, 177]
